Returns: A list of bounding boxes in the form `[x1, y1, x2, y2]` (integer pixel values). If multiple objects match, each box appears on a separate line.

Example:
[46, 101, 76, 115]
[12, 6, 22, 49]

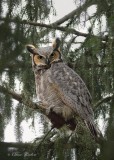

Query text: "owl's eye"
[51, 52, 54, 57]
[36, 55, 43, 59]
[39, 56, 43, 59]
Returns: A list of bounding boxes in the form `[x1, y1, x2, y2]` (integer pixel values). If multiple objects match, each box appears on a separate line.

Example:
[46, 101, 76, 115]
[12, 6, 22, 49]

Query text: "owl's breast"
[35, 71, 54, 101]
[35, 70, 73, 120]
[35, 72, 47, 101]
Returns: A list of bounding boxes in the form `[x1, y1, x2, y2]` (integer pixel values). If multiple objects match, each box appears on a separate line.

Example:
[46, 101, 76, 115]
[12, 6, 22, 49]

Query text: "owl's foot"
[46, 107, 77, 131]
[47, 109, 66, 129]
[66, 118, 77, 131]
[46, 106, 55, 115]
[37, 101, 48, 109]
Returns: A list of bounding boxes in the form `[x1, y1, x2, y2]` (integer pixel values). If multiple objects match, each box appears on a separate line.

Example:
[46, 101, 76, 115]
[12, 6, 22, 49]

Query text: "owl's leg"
[46, 105, 61, 115]
[47, 109, 66, 129]
[66, 118, 78, 131]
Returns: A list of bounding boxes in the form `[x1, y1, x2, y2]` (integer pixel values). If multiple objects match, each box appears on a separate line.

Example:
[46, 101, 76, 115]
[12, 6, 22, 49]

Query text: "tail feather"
[84, 120, 101, 139]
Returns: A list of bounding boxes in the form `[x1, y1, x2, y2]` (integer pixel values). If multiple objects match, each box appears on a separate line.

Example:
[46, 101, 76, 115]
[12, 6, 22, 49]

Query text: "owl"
[26, 38, 100, 138]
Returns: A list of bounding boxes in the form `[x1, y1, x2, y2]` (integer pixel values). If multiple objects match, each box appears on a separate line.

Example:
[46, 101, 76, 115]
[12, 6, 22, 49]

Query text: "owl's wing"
[48, 63, 99, 137]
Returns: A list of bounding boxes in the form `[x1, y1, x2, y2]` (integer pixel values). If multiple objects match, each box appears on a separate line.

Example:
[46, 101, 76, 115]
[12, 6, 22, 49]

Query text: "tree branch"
[0, 85, 22, 102]
[0, 84, 113, 115]
[0, 85, 46, 114]
[52, 0, 96, 26]
[33, 0, 97, 39]
[0, 141, 31, 149]
[0, 85, 106, 145]
[94, 95, 113, 109]
[0, 0, 97, 38]
[0, 17, 88, 37]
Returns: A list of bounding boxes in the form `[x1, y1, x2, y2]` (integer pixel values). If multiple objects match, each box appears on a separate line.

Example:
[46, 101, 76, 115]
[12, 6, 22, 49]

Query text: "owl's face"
[26, 38, 62, 70]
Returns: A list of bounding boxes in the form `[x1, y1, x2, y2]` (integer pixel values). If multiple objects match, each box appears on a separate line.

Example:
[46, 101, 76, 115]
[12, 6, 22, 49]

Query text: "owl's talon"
[37, 101, 48, 109]
[46, 106, 55, 115]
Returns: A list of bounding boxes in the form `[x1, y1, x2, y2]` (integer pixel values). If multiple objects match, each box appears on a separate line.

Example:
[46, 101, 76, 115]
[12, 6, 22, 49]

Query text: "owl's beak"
[46, 58, 50, 66]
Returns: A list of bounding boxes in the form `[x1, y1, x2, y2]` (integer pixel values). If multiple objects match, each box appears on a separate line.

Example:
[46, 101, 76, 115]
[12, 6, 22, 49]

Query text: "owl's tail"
[84, 120, 103, 141]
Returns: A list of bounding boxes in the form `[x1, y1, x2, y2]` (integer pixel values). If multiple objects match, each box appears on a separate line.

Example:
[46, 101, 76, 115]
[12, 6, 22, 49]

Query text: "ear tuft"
[52, 38, 61, 49]
[26, 44, 37, 54]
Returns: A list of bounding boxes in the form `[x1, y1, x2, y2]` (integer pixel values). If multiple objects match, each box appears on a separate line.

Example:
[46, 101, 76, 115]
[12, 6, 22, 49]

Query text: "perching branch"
[0, 85, 46, 114]
[0, 84, 106, 145]
[0, 85, 22, 102]
[0, 84, 113, 115]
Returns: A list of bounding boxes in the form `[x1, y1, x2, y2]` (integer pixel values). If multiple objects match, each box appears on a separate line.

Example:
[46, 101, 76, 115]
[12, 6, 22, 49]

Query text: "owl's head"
[26, 38, 62, 71]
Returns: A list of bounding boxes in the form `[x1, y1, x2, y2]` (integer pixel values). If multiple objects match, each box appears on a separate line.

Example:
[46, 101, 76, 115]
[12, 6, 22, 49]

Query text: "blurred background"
[0, 0, 114, 159]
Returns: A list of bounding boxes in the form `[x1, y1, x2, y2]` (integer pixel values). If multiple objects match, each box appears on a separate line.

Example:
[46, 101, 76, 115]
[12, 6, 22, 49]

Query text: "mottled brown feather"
[27, 39, 100, 138]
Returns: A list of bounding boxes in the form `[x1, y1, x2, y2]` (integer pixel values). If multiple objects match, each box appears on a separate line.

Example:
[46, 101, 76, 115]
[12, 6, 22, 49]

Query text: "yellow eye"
[49, 51, 61, 64]
[33, 55, 44, 65]
[36, 55, 43, 59]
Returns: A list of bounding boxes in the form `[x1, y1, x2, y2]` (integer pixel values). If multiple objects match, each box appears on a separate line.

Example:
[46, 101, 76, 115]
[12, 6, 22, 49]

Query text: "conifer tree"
[0, 0, 114, 159]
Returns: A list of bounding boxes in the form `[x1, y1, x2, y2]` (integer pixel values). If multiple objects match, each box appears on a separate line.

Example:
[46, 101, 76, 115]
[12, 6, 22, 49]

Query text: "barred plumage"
[26, 38, 100, 139]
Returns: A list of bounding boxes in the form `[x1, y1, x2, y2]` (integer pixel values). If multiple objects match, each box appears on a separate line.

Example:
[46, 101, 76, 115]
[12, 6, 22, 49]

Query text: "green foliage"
[0, 113, 4, 141]
[0, 0, 114, 159]
[15, 103, 23, 141]
[0, 0, 53, 144]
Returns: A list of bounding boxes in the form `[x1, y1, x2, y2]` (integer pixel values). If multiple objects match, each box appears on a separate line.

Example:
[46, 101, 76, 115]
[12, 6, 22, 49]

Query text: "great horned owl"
[26, 38, 99, 138]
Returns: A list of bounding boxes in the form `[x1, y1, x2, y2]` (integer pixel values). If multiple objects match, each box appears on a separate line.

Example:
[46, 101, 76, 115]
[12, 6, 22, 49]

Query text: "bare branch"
[0, 17, 88, 37]
[52, 0, 96, 26]
[0, 0, 97, 39]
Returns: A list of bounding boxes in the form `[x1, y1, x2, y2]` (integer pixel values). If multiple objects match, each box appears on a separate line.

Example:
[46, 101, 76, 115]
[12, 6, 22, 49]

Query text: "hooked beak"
[46, 58, 50, 66]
